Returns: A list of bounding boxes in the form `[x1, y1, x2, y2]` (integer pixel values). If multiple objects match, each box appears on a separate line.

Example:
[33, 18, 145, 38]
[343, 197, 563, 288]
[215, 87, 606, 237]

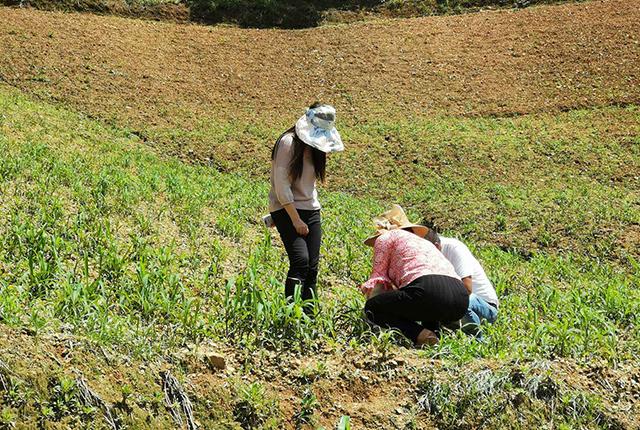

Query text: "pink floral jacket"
[360, 229, 460, 295]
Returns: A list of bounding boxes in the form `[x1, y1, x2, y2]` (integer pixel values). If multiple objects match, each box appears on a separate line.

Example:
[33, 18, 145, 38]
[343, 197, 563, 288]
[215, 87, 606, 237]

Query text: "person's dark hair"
[424, 229, 441, 246]
[270, 103, 327, 183]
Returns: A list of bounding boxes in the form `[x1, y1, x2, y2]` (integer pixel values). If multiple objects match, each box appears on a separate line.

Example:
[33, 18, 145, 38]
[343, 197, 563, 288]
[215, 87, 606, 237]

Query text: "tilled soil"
[0, 0, 638, 126]
[1, 0, 190, 22]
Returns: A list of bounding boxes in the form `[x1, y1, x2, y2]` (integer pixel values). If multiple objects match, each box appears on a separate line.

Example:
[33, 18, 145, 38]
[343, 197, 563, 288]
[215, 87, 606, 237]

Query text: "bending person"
[268, 103, 344, 311]
[425, 231, 499, 336]
[360, 205, 469, 346]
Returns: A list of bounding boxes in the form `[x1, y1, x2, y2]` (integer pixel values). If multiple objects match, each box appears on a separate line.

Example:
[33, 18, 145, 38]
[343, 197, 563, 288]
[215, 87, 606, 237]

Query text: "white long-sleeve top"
[268, 132, 321, 212]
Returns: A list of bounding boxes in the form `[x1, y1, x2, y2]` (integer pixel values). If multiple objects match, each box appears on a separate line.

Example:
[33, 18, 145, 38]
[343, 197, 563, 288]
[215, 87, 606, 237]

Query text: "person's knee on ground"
[363, 298, 377, 324]
[364, 294, 396, 329]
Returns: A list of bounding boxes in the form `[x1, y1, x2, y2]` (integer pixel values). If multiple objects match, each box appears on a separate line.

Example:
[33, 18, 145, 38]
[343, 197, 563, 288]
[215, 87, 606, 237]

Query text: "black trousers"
[364, 275, 469, 343]
[271, 208, 321, 300]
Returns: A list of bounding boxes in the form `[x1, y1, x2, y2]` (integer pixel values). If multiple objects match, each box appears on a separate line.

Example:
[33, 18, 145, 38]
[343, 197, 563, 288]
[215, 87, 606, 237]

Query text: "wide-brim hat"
[364, 204, 429, 246]
[295, 104, 344, 153]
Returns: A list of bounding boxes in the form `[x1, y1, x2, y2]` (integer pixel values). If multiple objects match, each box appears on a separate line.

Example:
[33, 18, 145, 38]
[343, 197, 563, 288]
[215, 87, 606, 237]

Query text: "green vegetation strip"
[154, 106, 640, 260]
[0, 85, 639, 426]
[1, 83, 639, 359]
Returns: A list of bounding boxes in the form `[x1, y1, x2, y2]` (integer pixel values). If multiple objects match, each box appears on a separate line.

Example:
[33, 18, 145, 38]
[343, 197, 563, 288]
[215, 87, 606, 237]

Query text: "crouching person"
[425, 230, 499, 337]
[359, 205, 469, 346]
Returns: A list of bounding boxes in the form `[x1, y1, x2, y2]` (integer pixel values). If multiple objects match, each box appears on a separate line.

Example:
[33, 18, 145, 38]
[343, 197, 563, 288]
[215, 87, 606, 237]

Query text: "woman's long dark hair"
[271, 126, 327, 183]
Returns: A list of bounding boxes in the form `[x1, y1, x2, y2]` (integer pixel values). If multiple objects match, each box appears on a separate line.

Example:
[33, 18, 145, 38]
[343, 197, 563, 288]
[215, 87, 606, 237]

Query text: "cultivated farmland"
[0, 0, 639, 428]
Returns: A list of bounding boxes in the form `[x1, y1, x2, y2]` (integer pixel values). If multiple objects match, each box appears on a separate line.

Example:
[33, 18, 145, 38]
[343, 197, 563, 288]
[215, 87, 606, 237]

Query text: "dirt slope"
[2, 325, 638, 429]
[0, 0, 638, 127]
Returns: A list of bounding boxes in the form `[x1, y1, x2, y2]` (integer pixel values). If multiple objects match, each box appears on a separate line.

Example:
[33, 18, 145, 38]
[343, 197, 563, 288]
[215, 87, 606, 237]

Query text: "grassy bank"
[1, 85, 639, 427]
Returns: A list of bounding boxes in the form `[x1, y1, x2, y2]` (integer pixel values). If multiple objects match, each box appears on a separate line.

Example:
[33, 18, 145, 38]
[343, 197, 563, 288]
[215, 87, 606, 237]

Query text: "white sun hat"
[295, 104, 344, 153]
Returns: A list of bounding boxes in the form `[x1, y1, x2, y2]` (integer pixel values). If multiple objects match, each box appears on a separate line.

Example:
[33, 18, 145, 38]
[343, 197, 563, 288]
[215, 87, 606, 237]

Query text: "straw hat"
[295, 104, 344, 153]
[364, 204, 429, 246]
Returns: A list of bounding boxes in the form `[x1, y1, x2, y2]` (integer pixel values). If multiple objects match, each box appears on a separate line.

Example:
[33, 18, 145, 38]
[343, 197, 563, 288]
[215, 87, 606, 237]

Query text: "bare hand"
[293, 220, 309, 236]
[369, 283, 386, 299]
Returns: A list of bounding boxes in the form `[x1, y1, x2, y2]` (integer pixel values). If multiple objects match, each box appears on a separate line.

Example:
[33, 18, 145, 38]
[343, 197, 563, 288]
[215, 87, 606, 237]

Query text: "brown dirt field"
[0, 0, 638, 126]
[3, 0, 190, 22]
[2, 325, 638, 429]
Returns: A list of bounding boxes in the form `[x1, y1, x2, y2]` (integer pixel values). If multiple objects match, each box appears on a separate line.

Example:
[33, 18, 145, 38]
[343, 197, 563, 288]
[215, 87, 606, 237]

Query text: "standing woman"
[269, 103, 344, 308]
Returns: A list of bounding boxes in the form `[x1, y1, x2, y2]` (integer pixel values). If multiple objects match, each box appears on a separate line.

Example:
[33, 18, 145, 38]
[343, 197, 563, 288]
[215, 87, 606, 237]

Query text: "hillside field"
[0, 0, 639, 428]
[1, 0, 639, 259]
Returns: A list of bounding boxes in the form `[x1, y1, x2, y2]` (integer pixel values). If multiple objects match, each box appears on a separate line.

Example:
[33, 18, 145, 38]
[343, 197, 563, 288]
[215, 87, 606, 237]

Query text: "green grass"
[0, 85, 639, 427]
[149, 106, 640, 262]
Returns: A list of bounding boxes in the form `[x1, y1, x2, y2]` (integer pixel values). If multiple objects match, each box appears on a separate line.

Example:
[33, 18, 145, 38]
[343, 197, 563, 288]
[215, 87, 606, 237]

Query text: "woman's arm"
[273, 136, 309, 236]
[365, 282, 388, 299]
[283, 203, 309, 236]
[360, 233, 394, 295]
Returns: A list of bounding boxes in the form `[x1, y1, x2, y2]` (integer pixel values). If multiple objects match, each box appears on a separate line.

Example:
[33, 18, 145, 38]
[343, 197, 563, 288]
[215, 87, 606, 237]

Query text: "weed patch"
[0, 85, 638, 427]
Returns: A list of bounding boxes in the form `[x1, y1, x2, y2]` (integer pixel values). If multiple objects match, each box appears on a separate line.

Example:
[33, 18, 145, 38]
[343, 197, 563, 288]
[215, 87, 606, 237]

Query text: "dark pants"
[271, 208, 321, 301]
[364, 275, 469, 343]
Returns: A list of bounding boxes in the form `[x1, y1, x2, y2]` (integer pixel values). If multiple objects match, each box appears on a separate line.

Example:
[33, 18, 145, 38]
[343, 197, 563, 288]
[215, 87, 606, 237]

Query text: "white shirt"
[439, 236, 499, 307]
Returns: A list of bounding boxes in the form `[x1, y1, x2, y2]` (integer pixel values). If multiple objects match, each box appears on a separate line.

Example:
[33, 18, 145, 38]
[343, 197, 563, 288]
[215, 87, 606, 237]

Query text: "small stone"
[205, 352, 226, 370]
